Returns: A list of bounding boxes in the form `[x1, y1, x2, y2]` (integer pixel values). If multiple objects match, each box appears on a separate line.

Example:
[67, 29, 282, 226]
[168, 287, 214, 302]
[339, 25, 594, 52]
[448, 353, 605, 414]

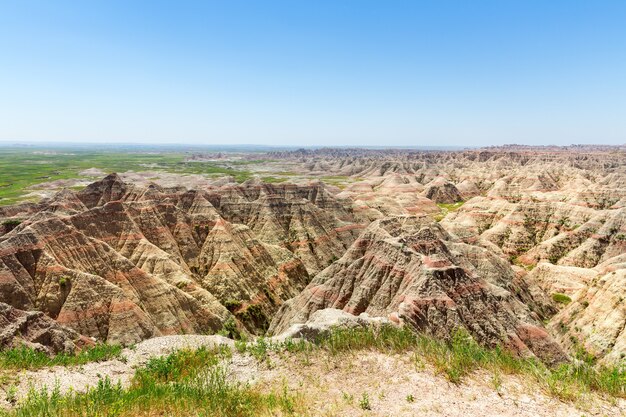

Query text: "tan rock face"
[549, 268, 626, 363]
[423, 178, 463, 204]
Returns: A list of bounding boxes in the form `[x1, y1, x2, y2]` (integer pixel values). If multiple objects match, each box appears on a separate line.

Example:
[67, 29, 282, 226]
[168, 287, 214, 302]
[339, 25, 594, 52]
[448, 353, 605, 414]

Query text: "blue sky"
[1, 1, 625, 146]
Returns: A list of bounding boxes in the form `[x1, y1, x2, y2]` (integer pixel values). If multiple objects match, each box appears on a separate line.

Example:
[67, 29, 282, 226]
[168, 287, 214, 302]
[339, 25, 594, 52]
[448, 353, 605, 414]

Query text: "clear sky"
[1, 1, 625, 147]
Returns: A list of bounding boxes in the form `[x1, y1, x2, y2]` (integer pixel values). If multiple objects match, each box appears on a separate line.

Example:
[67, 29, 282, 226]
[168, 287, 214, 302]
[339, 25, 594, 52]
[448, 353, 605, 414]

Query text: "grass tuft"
[0, 344, 123, 370]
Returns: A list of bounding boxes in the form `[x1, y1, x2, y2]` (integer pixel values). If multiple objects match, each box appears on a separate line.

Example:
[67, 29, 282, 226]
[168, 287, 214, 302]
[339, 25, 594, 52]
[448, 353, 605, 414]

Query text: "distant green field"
[0, 148, 253, 205]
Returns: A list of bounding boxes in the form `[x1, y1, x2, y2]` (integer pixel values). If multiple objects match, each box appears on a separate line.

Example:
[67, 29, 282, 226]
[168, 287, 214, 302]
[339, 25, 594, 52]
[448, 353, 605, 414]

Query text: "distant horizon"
[1, 140, 625, 151]
[1, 1, 625, 146]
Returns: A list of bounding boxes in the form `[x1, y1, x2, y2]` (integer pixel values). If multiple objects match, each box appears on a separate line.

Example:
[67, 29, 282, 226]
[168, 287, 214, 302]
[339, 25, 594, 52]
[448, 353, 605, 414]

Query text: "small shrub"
[236, 304, 269, 332]
[342, 391, 354, 404]
[247, 337, 270, 361]
[406, 394, 414, 403]
[217, 317, 241, 340]
[2, 219, 22, 227]
[359, 392, 371, 410]
[224, 299, 242, 312]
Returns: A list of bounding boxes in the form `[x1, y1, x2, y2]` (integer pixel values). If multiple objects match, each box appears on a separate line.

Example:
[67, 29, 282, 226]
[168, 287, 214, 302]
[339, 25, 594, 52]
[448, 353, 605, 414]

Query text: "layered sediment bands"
[548, 264, 626, 364]
[269, 216, 567, 364]
[336, 174, 440, 220]
[0, 216, 226, 344]
[3, 146, 626, 363]
[0, 175, 361, 345]
[0, 302, 90, 354]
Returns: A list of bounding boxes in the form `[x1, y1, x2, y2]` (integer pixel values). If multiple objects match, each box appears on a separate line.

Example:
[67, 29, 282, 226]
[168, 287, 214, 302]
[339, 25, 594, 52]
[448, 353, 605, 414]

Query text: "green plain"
[0, 148, 253, 205]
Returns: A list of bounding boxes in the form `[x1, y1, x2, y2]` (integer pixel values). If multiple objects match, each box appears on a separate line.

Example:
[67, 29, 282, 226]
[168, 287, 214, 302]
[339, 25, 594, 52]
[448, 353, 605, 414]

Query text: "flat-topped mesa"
[269, 216, 567, 365]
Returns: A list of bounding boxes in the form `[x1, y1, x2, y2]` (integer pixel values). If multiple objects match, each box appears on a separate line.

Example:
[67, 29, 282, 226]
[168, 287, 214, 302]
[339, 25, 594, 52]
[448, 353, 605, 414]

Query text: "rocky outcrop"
[423, 178, 463, 204]
[547, 263, 626, 363]
[273, 308, 392, 342]
[0, 302, 90, 354]
[269, 216, 567, 364]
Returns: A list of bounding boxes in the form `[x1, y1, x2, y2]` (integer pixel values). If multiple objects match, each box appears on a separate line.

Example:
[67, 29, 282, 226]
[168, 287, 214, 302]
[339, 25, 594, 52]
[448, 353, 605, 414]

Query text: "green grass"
[434, 201, 464, 221]
[3, 326, 625, 416]
[0, 344, 123, 370]
[0, 149, 252, 205]
[1, 219, 22, 227]
[552, 293, 573, 305]
[260, 176, 289, 183]
[319, 175, 362, 189]
[436, 201, 465, 212]
[239, 326, 626, 401]
[2, 346, 299, 417]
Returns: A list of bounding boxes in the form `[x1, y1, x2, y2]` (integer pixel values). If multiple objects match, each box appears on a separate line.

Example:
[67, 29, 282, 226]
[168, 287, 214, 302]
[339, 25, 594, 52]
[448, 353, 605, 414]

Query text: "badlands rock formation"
[0, 174, 361, 345]
[269, 216, 566, 364]
[262, 146, 626, 363]
[1, 146, 626, 365]
[0, 302, 89, 354]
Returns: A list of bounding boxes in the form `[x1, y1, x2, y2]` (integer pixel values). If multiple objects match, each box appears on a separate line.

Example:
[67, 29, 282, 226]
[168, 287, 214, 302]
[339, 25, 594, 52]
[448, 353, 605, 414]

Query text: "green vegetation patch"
[320, 175, 362, 189]
[238, 326, 626, 401]
[436, 201, 465, 212]
[1, 219, 22, 227]
[434, 201, 465, 222]
[3, 347, 299, 417]
[0, 344, 122, 370]
[260, 176, 289, 183]
[0, 149, 253, 205]
[552, 293, 572, 305]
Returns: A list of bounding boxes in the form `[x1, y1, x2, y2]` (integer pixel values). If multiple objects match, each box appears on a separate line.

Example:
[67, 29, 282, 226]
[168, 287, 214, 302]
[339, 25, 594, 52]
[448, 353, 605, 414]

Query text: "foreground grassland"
[0, 345, 122, 371]
[0, 148, 254, 205]
[2, 327, 624, 416]
[237, 327, 625, 401]
[2, 347, 299, 417]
